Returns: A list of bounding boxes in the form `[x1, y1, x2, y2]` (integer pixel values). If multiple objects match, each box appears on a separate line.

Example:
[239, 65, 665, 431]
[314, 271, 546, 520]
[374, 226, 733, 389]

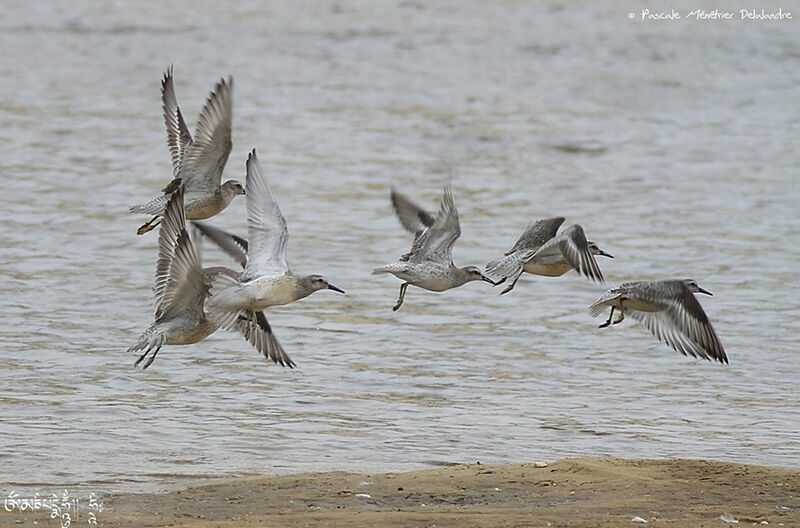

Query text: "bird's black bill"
[696, 286, 713, 296]
[327, 284, 346, 294]
[481, 275, 497, 285]
[598, 249, 614, 258]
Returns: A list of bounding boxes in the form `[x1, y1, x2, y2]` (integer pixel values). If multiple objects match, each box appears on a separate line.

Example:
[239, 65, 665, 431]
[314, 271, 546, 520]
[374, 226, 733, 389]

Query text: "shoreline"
[3, 457, 798, 527]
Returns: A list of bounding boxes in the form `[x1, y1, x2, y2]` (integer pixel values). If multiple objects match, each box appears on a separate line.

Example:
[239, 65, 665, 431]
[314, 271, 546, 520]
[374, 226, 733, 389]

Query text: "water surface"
[1, 0, 798, 493]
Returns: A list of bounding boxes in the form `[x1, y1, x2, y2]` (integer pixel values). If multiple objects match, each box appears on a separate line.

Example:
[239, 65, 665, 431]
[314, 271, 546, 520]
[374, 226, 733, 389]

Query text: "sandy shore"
[3, 458, 798, 527]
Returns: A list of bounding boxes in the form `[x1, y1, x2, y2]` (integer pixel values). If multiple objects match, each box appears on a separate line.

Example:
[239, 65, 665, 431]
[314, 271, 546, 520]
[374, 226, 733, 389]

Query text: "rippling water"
[1, 1, 798, 493]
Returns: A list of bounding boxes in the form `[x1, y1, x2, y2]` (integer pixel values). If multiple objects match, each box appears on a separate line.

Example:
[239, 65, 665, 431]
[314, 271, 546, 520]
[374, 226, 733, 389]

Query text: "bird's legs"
[134, 349, 150, 367]
[137, 216, 161, 235]
[134, 345, 163, 369]
[599, 307, 616, 328]
[500, 269, 525, 296]
[612, 310, 625, 325]
[137, 179, 180, 235]
[393, 283, 409, 311]
[141, 346, 163, 369]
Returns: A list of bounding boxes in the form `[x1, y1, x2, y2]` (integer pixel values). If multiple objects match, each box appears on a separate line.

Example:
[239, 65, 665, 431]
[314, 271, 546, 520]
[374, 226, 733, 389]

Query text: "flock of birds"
[128, 68, 728, 369]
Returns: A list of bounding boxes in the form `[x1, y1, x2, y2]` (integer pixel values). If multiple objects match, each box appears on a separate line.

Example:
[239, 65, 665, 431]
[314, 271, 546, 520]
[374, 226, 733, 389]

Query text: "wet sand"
[4, 457, 798, 527]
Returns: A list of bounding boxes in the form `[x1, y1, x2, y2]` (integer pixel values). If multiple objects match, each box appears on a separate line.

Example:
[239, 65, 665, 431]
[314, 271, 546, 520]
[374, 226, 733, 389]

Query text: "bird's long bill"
[327, 283, 346, 294]
[696, 286, 713, 296]
[598, 249, 614, 258]
[481, 274, 497, 285]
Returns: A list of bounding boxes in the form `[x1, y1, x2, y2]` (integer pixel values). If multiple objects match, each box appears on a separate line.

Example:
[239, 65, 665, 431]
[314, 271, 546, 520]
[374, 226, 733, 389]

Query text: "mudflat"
[4, 458, 798, 527]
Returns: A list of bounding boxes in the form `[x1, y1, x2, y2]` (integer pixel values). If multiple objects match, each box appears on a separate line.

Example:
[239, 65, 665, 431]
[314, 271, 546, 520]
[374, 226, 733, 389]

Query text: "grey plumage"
[374, 186, 494, 311]
[162, 65, 193, 177]
[589, 279, 728, 364]
[390, 188, 436, 235]
[203, 267, 295, 368]
[204, 149, 344, 347]
[507, 217, 566, 255]
[240, 147, 289, 283]
[486, 217, 612, 295]
[129, 187, 294, 369]
[130, 68, 244, 235]
[485, 217, 565, 279]
[128, 187, 216, 369]
[193, 221, 249, 268]
[237, 310, 294, 368]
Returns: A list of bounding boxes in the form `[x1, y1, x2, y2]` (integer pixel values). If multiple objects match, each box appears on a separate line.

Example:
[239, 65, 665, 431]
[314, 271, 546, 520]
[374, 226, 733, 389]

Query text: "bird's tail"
[485, 250, 531, 280]
[372, 263, 408, 276]
[129, 194, 169, 215]
[588, 290, 617, 318]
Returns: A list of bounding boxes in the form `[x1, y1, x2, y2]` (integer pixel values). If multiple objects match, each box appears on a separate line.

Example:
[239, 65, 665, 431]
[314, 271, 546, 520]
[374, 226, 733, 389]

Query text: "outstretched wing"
[161, 66, 193, 177]
[629, 284, 727, 363]
[506, 217, 565, 255]
[192, 221, 249, 269]
[179, 76, 233, 197]
[154, 189, 206, 320]
[390, 188, 435, 234]
[235, 311, 296, 368]
[531, 224, 605, 283]
[408, 185, 461, 264]
[487, 217, 566, 278]
[241, 149, 289, 281]
[153, 186, 186, 314]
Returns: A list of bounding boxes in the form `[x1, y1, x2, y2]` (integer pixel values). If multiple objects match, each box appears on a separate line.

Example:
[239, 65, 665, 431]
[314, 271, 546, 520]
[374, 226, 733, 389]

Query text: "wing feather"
[532, 224, 605, 283]
[390, 188, 435, 234]
[153, 188, 185, 316]
[241, 149, 289, 281]
[155, 189, 206, 320]
[192, 221, 249, 269]
[161, 66, 193, 176]
[235, 311, 296, 368]
[409, 185, 461, 264]
[629, 285, 727, 363]
[180, 76, 233, 197]
[506, 217, 565, 254]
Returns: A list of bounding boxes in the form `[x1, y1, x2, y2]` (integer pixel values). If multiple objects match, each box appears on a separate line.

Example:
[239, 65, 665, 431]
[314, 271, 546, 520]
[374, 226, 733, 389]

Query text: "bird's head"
[588, 241, 613, 258]
[462, 266, 496, 285]
[684, 279, 712, 296]
[222, 180, 246, 196]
